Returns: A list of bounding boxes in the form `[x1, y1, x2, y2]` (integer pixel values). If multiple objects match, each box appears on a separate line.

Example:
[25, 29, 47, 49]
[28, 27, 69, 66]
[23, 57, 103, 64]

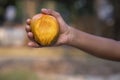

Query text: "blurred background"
[0, 0, 120, 80]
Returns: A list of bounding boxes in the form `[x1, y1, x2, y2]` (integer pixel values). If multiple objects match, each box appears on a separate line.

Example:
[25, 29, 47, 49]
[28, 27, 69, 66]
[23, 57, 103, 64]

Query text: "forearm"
[68, 27, 120, 61]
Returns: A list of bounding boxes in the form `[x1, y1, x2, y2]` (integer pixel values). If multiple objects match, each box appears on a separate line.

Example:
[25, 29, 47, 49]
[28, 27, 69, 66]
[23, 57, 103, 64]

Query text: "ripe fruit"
[30, 14, 59, 46]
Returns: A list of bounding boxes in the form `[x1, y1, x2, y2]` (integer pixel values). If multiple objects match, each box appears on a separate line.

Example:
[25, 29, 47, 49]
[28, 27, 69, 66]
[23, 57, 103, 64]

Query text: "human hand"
[25, 8, 72, 47]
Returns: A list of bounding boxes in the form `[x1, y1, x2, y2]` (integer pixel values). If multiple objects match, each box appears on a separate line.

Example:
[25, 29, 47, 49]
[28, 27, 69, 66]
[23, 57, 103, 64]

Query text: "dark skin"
[26, 8, 120, 61]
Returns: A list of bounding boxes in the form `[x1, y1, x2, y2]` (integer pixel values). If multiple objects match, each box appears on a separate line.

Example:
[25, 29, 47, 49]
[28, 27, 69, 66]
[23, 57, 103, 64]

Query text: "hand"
[25, 8, 72, 47]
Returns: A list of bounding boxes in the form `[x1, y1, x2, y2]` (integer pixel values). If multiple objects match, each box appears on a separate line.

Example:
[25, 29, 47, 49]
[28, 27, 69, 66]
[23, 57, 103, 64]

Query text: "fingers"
[26, 19, 31, 25]
[27, 32, 34, 40]
[25, 25, 31, 33]
[26, 19, 33, 40]
[25, 19, 31, 32]
[25, 24, 33, 41]
[28, 41, 40, 48]
[26, 19, 40, 48]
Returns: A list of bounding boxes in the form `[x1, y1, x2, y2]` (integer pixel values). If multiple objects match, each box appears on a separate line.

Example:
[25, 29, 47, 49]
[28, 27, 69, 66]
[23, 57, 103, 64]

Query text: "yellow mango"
[30, 14, 59, 46]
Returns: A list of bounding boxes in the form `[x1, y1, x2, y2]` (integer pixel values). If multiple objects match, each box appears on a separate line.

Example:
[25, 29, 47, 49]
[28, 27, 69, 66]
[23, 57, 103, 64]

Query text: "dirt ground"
[0, 46, 120, 80]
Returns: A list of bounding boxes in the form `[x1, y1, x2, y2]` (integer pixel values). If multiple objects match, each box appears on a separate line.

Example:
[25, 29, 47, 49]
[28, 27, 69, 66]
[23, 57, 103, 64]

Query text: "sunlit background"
[0, 0, 120, 80]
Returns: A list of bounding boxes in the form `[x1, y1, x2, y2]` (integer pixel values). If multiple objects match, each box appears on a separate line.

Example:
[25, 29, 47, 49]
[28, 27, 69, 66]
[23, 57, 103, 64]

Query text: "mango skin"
[30, 14, 59, 46]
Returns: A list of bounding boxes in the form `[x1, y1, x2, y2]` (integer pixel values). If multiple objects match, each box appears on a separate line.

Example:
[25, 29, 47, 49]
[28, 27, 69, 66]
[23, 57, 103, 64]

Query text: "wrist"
[66, 27, 84, 47]
[65, 26, 76, 45]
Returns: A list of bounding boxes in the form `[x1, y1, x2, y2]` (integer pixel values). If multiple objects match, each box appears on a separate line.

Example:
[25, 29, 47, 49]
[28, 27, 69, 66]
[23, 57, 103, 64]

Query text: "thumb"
[41, 8, 60, 18]
[41, 8, 65, 24]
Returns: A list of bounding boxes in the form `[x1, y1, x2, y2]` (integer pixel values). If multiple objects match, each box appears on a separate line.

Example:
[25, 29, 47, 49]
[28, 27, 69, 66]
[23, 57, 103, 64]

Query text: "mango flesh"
[30, 14, 59, 46]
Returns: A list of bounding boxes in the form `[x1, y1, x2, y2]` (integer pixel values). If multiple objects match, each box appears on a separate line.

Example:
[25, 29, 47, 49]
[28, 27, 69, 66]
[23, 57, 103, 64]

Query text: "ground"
[0, 46, 120, 80]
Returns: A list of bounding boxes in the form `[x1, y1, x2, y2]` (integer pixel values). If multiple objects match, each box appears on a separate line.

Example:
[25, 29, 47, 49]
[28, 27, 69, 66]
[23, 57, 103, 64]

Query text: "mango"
[30, 14, 59, 46]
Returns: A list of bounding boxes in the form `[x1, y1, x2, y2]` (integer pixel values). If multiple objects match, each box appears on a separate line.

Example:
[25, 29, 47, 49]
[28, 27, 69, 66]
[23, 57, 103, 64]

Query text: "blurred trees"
[0, 0, 23, 25]
[1, 0, 120, 40]
[110, 0, 120, 40]
[57, 0, 120, 40]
